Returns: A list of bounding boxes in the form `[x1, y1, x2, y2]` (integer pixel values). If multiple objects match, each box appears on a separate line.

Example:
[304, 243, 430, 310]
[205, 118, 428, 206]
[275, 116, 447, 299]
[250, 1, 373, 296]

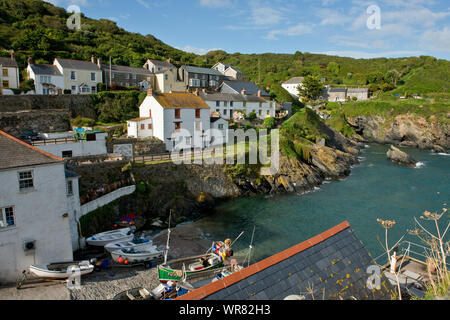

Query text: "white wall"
[66, 177, 82, 251]
[0, 163, 73, 283]
[27, 65, 64, 95]
[205, 100, 275, 120]
[1, 66, 19, 89]
[36, 133, 108, 158]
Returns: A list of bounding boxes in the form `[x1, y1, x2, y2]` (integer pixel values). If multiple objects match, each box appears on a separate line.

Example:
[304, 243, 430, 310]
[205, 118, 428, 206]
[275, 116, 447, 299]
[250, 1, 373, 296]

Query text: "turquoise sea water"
[188, 144, 449, 265]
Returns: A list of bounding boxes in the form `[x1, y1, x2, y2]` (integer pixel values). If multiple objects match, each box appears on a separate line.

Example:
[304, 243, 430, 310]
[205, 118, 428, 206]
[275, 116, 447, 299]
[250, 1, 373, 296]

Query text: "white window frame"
[66, 180, 74, 196]
[70, 71, 77, 81]
[0, 206, 15, 229]
[91, 72, 96, 82]
[18, 170, 34, 192]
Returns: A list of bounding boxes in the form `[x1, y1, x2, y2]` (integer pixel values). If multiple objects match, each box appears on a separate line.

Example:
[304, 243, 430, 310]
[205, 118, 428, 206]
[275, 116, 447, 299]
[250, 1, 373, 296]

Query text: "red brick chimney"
[257, 90, 262, 98]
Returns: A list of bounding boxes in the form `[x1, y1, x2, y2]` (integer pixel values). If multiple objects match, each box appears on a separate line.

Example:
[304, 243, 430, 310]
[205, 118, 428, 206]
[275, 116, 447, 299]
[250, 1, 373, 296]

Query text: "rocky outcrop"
[347, 114, 449, 151]
[386, 145, 417, 167]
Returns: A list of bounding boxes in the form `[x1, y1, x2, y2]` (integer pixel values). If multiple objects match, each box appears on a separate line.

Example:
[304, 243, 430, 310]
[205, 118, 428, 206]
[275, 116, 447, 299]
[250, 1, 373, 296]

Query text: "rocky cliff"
[347, 114, 449, 152]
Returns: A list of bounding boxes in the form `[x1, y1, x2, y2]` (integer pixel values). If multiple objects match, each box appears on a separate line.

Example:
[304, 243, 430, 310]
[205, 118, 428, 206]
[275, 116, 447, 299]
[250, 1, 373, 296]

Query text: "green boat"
[157, 252, 225, 283]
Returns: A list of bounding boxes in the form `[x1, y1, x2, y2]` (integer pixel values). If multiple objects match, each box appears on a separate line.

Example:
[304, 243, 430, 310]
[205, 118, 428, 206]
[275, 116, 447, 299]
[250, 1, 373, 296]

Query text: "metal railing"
[31, 137, 77, 146]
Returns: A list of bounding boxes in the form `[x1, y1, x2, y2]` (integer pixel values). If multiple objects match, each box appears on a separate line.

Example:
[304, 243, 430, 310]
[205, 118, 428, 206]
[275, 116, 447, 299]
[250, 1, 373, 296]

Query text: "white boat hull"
[111, 247, 164, 263]
[104, 238, 153, 253]
[86, 227, 135, 247]
[29, 262, 94, 279]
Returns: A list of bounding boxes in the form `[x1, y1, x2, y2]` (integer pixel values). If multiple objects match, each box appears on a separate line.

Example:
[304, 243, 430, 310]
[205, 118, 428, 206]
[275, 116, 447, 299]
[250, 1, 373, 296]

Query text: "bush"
[263, 117, 276, 129]
[71, 117, 95, 128]
[246, 111, 257, 121]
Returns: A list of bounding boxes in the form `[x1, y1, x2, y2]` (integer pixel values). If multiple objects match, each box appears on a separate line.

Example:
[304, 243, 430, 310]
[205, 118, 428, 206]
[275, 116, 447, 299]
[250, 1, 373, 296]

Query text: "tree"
[298, 75, 324, 100]
[385, 69, 401, 87]
[263, 117, 275, 129]
[327, 62, 340, 76]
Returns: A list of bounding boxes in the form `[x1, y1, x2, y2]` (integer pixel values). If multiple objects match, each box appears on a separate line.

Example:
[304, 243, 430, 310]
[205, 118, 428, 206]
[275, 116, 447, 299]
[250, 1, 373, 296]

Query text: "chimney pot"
[241, 88, 246, 95]
[10, 50, 15, 60]
[147, 87, 153, 96]
[97, 58, 101, 68]
[27, 56, 32, 65]
[257, 90, 262, 97]
[91, 55, 95, 64]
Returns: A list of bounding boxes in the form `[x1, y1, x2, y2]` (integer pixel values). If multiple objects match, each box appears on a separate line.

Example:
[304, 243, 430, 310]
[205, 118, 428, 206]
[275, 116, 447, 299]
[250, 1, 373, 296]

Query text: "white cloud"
[136, 0, 150, 9]
[199, 0, 232, 8]
[421, 27, 450, 52]
[177, 45, 223, 55]
[251, 6, 284, 26]
[265, 23, 314, 40]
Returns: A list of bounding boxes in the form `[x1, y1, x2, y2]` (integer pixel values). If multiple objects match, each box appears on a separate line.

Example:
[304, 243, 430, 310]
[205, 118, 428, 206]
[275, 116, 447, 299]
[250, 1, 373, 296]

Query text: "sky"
[45, 0, 450, 60]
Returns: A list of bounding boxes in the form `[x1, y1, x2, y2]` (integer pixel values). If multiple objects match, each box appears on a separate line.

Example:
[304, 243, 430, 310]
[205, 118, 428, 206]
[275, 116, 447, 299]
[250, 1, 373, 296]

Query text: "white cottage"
[0, 130, 77, 283]
[127, 89, 212, 151]
[27, 63, 65, 95]
[281, 77, 304, 99]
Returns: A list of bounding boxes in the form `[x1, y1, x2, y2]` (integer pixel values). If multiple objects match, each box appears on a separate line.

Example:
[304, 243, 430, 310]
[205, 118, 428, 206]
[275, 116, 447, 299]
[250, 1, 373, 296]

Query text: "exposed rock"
[386, 145, 417, 167]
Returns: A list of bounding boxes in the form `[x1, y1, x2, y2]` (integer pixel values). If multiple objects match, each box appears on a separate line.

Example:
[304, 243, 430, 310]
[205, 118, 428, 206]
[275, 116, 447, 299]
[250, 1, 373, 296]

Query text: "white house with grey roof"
[27, 63, 65, 95]
[199, 92, 276, 120]
[0, 130, 76, 283]
[282, 77, 304, 99]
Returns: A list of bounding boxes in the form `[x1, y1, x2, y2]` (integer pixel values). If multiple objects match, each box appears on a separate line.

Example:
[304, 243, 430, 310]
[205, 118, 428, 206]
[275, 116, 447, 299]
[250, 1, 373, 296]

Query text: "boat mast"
[246, 226, 256, 267]
[163, 210, 172, 265]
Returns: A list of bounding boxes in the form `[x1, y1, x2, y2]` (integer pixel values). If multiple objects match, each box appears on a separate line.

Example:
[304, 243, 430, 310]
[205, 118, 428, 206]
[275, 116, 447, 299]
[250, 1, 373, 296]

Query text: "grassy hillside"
[0, 0, 448, 106]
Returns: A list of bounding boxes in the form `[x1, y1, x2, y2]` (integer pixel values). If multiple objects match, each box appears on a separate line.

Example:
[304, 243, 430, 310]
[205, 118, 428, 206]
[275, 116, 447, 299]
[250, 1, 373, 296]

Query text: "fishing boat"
[113, 281, 192, 300]
[111, 245, 164, 264]
[86, 227, 135, 247]
[104, 236, 153, 253]
[29, 261, 94, 279]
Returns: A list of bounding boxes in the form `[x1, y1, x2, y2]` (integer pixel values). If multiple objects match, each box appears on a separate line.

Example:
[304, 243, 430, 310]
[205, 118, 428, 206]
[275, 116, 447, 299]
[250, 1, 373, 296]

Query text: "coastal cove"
[182, 144, 450, 265]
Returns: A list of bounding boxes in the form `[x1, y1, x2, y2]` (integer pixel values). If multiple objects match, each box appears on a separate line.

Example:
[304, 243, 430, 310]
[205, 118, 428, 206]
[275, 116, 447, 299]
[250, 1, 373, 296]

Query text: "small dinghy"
[104, 236, 153, 253]
[111, 245, 164, 264]
[29, 261, 94, 279]
[86, 227, 135, 247]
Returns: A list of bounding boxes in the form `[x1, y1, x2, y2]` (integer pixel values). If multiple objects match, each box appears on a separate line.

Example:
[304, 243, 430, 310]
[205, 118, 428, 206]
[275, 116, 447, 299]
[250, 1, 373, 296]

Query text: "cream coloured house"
[0, 53, 20, 90]
[54, 57, 102, 94]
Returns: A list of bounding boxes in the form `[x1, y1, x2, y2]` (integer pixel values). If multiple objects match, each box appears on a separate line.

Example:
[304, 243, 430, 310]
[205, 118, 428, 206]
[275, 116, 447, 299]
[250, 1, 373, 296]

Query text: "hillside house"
[178, 65, 224, 92]
[199, 92, 276, 120]
[0, 52, 20, 90]
[127, 89, 213, 151]
[281, 77, 304, 99]
[27, 62, 64, 95]
[100, 59, 154, 90]
[212, 62, 244, 81]
[54, 57, 102, 94]
[0, 130, 77, 283]
[347, 88, 369, 101]
[326, 88, 348, 102]
[220, 81, 271, 101]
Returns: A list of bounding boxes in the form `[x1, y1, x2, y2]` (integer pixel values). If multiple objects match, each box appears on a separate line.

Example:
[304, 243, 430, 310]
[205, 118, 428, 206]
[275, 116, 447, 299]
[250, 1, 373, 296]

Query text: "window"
[0, 207, 15, 228]
[148, 124, 152, 130]
[175, 109, 181, 119]
[126, 73, 130, 80]
[70, 71, 76, 81]
[175, 122, 181, 132]
[2, 80, 9, 88]
[71, 85, 76, 93]
[40, 75, 51, 83]
[201, 80, 206, 87]
[133, 74, 137, 80]
[90, 72, 96, 82]
[141, 124, 145, 130]
[243, 102, 247, 108]
[62, 150, 73, 158]
[195, 121, 201, 131]
[218, 124, 224, 130]
[216, 101, 220, 107]
[81, 85, 90, 93]
[230, 101, 234, 107]
[223, 109, 227, 115]
[18, 171, 34, 191]
[66, 180, 73, 196]
[224, 101, 228, 107]
[2, 69, 7, 77]
[195, 109, 201, 119]
[43, 88, 49, 95]
[165, 74, 169, 81]
[189, 79, 200, 87]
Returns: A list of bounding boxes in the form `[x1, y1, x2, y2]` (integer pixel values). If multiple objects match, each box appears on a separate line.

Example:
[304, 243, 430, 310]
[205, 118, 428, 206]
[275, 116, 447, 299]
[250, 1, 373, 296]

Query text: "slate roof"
[100, 64, 153, 75]
[182, 65, 223, 76]
[283, 77, 305, 84]
[0, 130, 63, 171]
[221, 81, 270, 97]
[147, 59, 176, 70]
[29, 64, 63, 76]
[153, 92, 210, 109]
[55, 58, 100, 71]
[199, 92, 267, 103]
[328, 88, 348, 93]
[177, 221, 395, 301]
[347, 88, 369, 93]
[65, 169, 80, 179]
[0, 57, 18, 68]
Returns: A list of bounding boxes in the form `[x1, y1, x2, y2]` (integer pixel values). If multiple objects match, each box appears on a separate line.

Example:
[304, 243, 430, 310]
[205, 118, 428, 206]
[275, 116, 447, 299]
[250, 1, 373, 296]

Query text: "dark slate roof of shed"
[0, 130, 63, 171]
[328, 88, 348, 93]
[182, 65, 223, 76]
[177, 221, 395, 301]
[221, 81, 270, 97]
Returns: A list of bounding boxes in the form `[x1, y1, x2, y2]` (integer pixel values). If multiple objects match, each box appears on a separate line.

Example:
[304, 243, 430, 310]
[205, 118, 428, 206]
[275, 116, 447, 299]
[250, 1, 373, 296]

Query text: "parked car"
[19, 129, 39, 142]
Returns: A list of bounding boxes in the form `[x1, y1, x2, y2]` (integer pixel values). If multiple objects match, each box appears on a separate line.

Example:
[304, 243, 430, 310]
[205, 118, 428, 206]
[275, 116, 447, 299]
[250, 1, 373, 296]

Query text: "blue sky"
[46, 0, 450, 60]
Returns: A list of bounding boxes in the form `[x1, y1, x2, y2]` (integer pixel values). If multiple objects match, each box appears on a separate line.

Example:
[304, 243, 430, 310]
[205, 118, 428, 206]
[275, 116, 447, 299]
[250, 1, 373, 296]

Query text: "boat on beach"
[111, 245, 164, 264]
[86, 227, 135, 247]
[104, 236, 153, 253]
[29, 261, 94, 279]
